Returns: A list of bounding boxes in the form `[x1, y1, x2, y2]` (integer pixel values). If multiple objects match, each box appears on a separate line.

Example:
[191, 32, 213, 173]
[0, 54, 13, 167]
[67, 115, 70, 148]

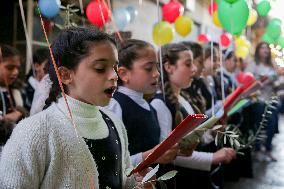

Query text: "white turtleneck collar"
[56, 95, 109, 140]
[117, 86, 150, 110]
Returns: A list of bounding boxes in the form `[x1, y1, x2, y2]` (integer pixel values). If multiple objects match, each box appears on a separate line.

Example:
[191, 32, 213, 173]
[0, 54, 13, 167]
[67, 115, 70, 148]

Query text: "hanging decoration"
[208, 2, 218, 15]
[220, 33, 231, 47]
[247, 9, 258, 26]
[256, 0, 271, 17]
[212, 11, 222, 28]
[126, 5, 138, 23]
[162, 0, 184, 23]
[112, 8, 131, 31]
[86, 0, 110, 27]
[197, 34, 209, 44]
[218, 0, 249, 35]
[38, 0, 61, 19]
[152, 21, 174, 45]
[174, 16, 192, 37]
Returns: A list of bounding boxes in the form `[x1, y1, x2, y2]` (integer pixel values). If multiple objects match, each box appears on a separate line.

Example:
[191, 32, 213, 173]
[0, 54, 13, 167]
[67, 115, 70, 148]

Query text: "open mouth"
[151, 81, 159, 86]
[104, 86, 116, 97]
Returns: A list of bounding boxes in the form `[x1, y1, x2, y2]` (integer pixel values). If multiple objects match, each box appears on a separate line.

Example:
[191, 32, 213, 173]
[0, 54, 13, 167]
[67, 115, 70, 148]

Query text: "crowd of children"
[0, 26, 282, 188]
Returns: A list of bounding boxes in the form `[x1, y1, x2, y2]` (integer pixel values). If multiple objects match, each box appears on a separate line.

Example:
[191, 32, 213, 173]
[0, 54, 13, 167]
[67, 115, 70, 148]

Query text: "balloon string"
[37, 4, 95, 189]
[219, 40, 225, 105]
[106, 0, 123, 43]
[210, 0, 215, 116]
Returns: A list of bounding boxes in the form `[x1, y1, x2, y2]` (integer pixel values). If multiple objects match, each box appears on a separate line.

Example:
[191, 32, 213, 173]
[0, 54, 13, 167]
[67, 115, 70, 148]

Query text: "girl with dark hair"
[23, 47, 49, 111]
[0, 27, 150, 188]
[0, 44, 26, 146]
[182, 41, 207, 113]
[213, 48, 238, 100]
[246, 41, 279, 162]
[106, 39, 179, 168]
[151, 43, 236, 189]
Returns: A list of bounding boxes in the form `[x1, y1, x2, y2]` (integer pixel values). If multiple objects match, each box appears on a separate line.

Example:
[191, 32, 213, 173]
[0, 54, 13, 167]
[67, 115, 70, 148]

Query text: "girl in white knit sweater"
[0, 27, 151, 189]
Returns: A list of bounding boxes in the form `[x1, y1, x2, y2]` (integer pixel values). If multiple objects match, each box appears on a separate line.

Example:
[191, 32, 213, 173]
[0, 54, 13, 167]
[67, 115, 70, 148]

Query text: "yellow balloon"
[213, 11, 222, 28]
[247, 9, 258, 26]
[235, 35, 251, 49]
[153, 21, 174, 46]
[174, 16, 192, 37]
[236, 46, 249, 59]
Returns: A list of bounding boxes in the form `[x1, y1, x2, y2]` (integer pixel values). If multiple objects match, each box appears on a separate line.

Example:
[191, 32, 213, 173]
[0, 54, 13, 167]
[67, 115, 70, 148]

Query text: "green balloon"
[270, 18, 282, 26]
[277, 36, 284, 48]
[224, 0, 239, 4]
[256, 0, 271, 16]
[215, 0, 220, 4]
[266, 21, 282, 40]
[262, 33, 275, 44]
[218, 0, 249, 35]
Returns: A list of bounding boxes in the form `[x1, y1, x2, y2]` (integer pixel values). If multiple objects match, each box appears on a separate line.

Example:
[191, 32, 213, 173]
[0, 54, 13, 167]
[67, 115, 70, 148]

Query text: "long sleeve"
[0, 117, 47, 188]
[151, 98, 214, 171]
[150, 98, 172, 142]
[173, 151, 213, 171]
[30, 74, 52, 116]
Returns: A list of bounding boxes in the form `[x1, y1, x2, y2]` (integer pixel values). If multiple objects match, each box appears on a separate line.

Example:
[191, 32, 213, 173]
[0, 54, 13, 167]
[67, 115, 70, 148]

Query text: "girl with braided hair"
[151, 42, 236, 189]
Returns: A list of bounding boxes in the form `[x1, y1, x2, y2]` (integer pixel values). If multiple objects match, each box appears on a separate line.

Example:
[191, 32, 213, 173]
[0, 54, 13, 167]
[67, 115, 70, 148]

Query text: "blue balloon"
[113, 8, 131, 31]
[38, 0, 60, 19]
[126, 6, 138, 23]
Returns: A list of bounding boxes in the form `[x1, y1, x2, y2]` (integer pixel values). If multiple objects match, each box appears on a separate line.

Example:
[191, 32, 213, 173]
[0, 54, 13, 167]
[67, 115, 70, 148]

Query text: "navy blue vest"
[84, 111, 122, 189]
[153, 93, 188, 129]
[113, 92, 160, 155]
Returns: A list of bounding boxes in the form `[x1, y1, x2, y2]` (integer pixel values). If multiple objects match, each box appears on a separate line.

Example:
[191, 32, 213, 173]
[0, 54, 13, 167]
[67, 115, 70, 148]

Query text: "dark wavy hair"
[254, 41, 272, 66]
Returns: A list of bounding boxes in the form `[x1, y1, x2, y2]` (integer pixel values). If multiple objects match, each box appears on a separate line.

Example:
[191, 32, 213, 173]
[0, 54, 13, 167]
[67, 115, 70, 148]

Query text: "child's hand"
[142, 143, 179, 164]
[178, 141, 199, 156]
[3, 110, 22, 123]
[134, 167, 156, 189]
[212, 147, 236, 165]
[155, 143, 179, 164]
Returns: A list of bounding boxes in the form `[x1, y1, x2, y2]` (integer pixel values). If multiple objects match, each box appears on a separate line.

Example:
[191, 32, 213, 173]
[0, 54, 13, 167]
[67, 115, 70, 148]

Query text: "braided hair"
[160, 43, 195, 126]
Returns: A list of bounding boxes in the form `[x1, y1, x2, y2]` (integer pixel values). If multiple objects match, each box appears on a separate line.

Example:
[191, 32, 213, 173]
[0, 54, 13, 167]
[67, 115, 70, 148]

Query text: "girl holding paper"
[151, 43, 236, 189]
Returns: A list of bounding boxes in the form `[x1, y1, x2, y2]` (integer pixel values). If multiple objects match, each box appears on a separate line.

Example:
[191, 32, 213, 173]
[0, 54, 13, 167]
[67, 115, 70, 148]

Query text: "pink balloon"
[197, 34, 209, 43]
[162, 0, 184, 23]
[220, 33, 231, 47]
[86, 0, 110, 27]
[208, 2, 218, 16]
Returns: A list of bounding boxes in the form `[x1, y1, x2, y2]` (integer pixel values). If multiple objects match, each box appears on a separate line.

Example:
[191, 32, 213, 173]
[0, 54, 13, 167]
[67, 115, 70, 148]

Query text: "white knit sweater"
[0, 96, 136, 189]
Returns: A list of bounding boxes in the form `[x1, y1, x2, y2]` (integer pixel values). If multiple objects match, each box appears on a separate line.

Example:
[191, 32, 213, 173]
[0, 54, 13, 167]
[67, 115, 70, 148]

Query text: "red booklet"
[127, 114, 207, 176]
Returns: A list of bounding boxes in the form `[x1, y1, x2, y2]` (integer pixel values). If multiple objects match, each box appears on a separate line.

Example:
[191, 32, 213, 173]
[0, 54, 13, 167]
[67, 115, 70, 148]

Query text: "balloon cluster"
[86, 0, 138, 30]
[153, 0, 193, 46]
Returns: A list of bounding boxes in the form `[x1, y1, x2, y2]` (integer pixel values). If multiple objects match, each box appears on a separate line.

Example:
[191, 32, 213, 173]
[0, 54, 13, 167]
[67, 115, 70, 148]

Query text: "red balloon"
[197, 34, 209, 43]
[86, 0, 110, 27]
[162, 0, 184, 23]
[236, 72, 255, 86]
[220, 33, 231, 47]
[208, 2, 218, 16]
